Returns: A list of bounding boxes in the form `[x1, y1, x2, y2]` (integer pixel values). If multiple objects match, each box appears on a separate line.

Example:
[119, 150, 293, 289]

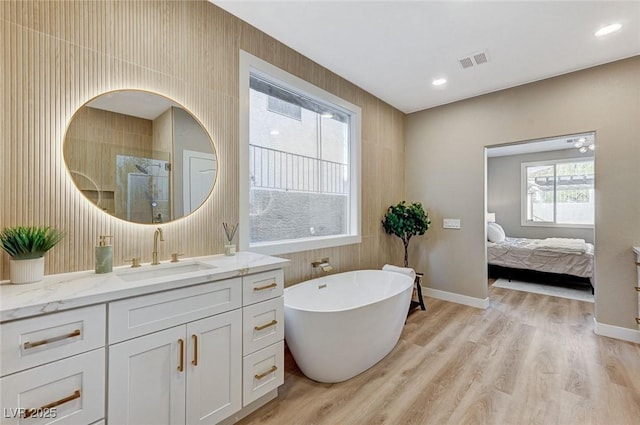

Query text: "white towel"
[382, 264, 416, 281]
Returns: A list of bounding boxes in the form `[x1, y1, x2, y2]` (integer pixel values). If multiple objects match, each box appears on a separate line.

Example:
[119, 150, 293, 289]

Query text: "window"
[239, 51, 361, 255]
[267, 97, 302, 121]
[521, 158, 594, 227]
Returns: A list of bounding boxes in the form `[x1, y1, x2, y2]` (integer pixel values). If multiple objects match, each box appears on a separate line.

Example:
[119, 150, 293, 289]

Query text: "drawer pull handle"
[178, 339, 185, 372]
[24, 390, 81, 418]
[254, 319, 278, 331]
[254, 282, 277, 291]
[636, 317, 640, 325]
[635, 287, 640, 292]
[23, 329, 81, 350]
[254, 365, 277, 380]
[192, 334, 198, 366]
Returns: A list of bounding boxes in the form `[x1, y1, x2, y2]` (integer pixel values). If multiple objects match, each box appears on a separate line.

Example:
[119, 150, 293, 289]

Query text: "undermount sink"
[115, 261, 216, 282]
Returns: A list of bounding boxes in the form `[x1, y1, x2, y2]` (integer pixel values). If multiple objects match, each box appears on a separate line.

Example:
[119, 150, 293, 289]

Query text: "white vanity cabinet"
[107, 279, 243, 425]
[241, 270, 285, 406]
[0, 305, 106, 425]
[0, 252, 289, 425]
[108, 311, 242, 425]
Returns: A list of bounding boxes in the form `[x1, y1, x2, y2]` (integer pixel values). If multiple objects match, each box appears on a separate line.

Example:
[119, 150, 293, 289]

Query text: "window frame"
[239, 50, 361, 255]
[520, 157, 594, 229]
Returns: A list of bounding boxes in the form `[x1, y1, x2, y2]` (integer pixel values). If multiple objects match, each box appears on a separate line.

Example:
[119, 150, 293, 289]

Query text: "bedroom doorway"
[485, 132, 596, 302]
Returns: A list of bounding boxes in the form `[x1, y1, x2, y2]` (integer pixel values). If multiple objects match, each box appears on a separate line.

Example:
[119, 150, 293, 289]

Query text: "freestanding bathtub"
[284, 270, 413, 383]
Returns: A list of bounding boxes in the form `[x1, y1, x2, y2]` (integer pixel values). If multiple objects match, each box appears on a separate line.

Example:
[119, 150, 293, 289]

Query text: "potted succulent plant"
[0, 226, 65, 284]
[382, 201, 431, 267]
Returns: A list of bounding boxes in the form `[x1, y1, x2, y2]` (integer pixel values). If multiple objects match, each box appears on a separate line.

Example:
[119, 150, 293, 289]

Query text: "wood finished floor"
[238, 282, 640, 425]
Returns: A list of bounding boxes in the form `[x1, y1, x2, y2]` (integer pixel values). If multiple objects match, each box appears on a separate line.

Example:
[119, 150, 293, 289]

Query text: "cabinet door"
[0, 348, 104, 425]
[108, 326, 186, 425]
[185, 309, 242, 425]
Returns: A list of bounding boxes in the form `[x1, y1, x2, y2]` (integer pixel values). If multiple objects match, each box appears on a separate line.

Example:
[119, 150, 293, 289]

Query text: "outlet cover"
[443, 218, 461, 229]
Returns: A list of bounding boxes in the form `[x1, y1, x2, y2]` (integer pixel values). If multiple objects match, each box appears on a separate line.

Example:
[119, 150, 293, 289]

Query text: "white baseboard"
[593, 319, 640, 344]
[421, 286, 490, 309]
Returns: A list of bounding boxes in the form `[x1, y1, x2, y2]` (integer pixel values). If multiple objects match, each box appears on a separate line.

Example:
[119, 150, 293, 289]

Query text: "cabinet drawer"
[109, 278, 241, 344]
[0, 348, 105, 425]
[1, 305, 106, 377]
[243, 297, 284, 355]
[242, 341, 284, 406]
[243, 269, 284, 306]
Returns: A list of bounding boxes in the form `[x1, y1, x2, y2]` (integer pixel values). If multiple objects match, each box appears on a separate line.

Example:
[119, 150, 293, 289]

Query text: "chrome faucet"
[152, 227, 164, 265]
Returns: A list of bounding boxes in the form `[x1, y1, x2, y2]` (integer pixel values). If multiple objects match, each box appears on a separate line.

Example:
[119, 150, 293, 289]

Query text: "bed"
[488, 237, 594, 278]
[487, 223, 594, 287]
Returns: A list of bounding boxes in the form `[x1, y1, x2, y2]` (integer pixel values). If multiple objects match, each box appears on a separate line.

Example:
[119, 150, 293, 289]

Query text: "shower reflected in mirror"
[64, 90, 217, 224]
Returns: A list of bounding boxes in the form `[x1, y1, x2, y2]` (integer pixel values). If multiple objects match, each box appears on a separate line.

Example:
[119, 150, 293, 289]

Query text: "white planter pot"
[9, 257, 45, 284]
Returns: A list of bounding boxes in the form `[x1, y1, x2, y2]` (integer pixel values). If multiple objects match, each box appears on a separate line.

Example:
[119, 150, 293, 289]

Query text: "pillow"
[487, 222, 506, 243]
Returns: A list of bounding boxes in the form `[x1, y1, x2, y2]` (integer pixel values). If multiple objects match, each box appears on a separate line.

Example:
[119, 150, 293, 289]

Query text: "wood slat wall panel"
[1, 0, 406, 284]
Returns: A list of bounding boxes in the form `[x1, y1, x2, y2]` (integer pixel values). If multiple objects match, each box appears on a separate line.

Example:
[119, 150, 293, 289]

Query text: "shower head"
[135, 164, 149, 174]
[135, 162, 162, 176]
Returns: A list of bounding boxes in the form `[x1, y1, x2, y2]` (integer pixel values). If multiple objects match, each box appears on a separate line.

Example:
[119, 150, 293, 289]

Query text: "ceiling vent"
[459, 50, 489, 69]
[459, 57, 474, 69]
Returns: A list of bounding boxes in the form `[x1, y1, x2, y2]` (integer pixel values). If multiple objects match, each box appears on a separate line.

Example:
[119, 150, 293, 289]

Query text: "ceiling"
[212, 0, 640, 114]
[88, 91, 179, 120]
[486, 132, 595, 157]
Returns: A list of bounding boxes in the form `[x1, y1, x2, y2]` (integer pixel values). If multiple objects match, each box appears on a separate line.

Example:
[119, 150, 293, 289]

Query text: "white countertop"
[0, 252, 289, 322]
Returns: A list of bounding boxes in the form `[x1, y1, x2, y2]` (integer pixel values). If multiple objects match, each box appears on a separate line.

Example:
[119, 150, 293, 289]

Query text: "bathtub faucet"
[312, 258, 333, 272]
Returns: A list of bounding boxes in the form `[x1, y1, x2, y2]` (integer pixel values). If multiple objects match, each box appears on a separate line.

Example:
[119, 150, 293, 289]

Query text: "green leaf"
[0, 226, 65, 260]
[381, 201, 431, 266]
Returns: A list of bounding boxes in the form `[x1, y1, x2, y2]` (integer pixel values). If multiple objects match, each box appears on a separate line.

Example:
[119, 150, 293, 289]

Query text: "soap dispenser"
[95, 235, 113, 274]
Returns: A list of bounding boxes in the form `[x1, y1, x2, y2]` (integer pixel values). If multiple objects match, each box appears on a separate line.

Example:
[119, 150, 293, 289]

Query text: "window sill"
[247, 234, 361, 256]
[521, 222, 594, 230]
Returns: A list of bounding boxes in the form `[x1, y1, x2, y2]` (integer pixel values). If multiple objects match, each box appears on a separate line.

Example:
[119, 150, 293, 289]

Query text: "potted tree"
[0, 226, 64, 284]
[382, 201, 430, 267]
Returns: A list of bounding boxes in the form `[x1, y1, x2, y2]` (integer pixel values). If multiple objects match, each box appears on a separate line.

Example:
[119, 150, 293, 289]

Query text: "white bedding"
[488, 237, 594, 278]
[532, 237, 588, 254]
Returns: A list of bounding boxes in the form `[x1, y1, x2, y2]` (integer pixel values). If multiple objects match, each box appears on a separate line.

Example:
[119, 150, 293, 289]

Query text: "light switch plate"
[443, 218, 461, 229]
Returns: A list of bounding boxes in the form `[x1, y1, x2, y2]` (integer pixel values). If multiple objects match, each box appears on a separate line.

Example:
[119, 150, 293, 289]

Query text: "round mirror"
[64, 90, 217, 224]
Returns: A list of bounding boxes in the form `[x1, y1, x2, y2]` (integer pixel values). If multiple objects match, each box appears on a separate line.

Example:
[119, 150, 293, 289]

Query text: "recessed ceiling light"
[270, 129, 280, 136]
[432, 78, 447, 86]
[595, 23, 622, 37]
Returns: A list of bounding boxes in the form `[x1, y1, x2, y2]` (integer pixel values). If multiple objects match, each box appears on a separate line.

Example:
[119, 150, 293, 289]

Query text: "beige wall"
[406, 57, 640, 330]
[65, 106, 155, 216]
[0, 0, 405, 283]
